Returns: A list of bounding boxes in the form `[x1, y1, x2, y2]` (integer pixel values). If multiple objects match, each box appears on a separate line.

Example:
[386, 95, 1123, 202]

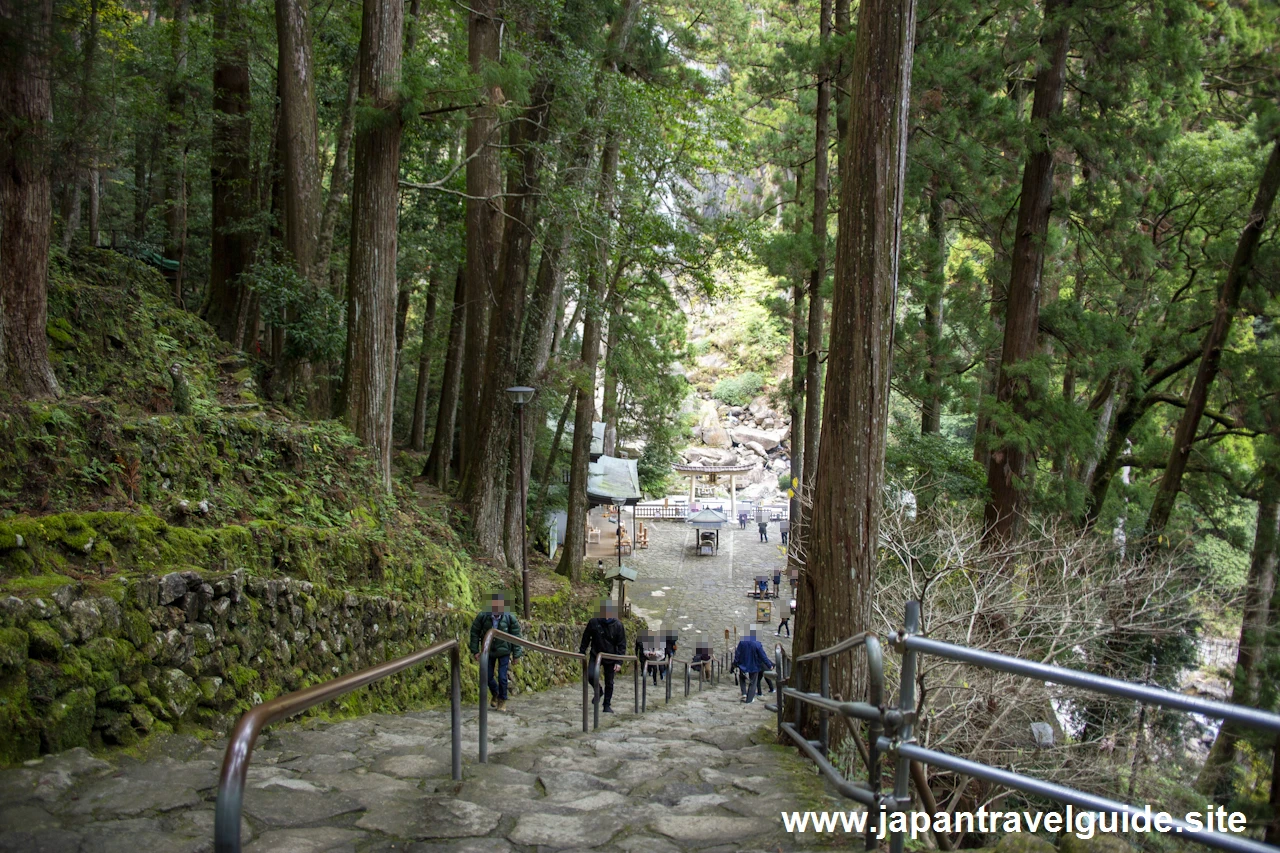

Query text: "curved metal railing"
[592, 652, 640, 728]
[775, 630, 886, 850]
[478, 628, 587, 763]
[214, 638, 462, 853]
[881, 601, 1280, 853]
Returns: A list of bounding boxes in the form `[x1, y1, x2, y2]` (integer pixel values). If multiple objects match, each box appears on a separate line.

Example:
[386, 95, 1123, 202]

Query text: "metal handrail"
[883, 600, 1280, 853]
[214, 638, 462, 853]
[639, 657, 670, 711]
[478, 628, 587, 763]
[591, 652, 640, 728]
[774, 632, 885, 850]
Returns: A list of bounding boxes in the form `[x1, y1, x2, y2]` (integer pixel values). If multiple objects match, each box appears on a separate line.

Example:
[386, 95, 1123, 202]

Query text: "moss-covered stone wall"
[0, 568, 590, 765]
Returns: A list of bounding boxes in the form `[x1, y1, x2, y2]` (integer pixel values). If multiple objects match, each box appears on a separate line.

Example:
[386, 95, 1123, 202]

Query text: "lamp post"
[505, 386, 535, 618]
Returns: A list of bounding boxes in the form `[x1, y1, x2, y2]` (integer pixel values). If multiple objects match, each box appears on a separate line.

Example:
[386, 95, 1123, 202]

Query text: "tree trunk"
[465, 81, 555, 562]
[274, 0, 323, 407]
[1145, 139, 1280, 538]
[921, 181, 947, 435]
[424, 267, 466, 487]
[206, 0, 253, 345]
[459, 0, 504, 477]
[792, 0, 916, 733]
[88, 168, 100, 247]
[800, 0, 833, 499]
[601, 304, 621, 456]
[410, 264, 444, 452]
[61, 180, 83, 253]
[0, 0, 60, 399]
[1196, 460, 1279, 799]
[392, 281, 412, 404]
[789, 165, 807, 557]
[341, 0, 404, 492]
[162, 0, 191, 307]
[534, 388, 575, 530]
[60, 0, 99, 253]
[558, 134, 622, 582]
[981, 0, 1072, 545]
[318, 62, 359, 275]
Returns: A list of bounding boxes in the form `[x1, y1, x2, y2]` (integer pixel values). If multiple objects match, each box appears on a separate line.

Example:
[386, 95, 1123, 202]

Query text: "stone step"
[0, 677, 845, 852]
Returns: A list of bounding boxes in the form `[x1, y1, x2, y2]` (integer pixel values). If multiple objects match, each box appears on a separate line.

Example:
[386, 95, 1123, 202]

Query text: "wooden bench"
[636, 523, 649, 549]
[586, 523, 601, 544]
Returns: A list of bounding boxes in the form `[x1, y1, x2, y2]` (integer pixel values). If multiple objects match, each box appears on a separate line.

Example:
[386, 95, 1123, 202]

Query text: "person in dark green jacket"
[469, 592, 524, 711]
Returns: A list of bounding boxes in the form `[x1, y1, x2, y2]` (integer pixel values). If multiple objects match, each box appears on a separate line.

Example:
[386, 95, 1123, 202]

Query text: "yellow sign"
[756, 601, 772, 623]
[791, 477, 798, 489]
[786, 488, 794, 498]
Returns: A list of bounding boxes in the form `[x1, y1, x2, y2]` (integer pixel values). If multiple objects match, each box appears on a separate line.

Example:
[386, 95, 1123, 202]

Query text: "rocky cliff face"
[683, 395, 792, 501]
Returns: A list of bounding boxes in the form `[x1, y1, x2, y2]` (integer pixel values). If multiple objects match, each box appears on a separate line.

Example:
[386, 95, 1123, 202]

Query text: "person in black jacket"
[579, 600, 627, 713]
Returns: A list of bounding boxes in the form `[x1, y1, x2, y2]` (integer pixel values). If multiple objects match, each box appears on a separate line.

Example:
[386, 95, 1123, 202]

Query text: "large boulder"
[702, 424, 732, 449]
[730, 426, 780, 451]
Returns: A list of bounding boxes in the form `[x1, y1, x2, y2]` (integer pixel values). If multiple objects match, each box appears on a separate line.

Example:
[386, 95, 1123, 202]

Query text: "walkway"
[626, 517, 794, 664]
[0, 676, 842, 852]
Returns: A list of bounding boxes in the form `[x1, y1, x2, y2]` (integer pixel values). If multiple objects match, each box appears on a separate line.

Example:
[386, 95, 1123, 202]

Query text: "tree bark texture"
[1196, 461, 1279, 798]
[424, 267, 467, 487]
[800, 0, 832, 501]
[318, 62, 359, 275]
[465, 82, 556, 562]
[1145, 139, 1280, 538]
[206, 0, 253, 345]
[792, 0, 916, 732]
[981, 0, 1072, 545]
[410, 264, 444, 452]
[601, 304, 621, 456]
[0, 0, 60, 399]
[162, 0, 191, 307]
[558, 135, 622, 582]
[789, 165, 807, 561]
[921, 182, 947, 435]
[341, 0, 404, 492]
[459, 0, 504, 477]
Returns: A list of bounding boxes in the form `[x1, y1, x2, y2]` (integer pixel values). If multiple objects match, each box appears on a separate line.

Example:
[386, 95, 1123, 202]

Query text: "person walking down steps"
[580, 599, 627, 713]
[733, 627, 774, 705]
[469, 591, 524, 712]
[776, 598, 794, 638]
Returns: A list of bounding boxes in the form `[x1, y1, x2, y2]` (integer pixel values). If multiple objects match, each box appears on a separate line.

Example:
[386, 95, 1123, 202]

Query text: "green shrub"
[712, 372, 764, 406]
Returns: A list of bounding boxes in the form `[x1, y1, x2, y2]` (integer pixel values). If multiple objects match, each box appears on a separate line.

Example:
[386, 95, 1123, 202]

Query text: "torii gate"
[671, 462, 755, 521]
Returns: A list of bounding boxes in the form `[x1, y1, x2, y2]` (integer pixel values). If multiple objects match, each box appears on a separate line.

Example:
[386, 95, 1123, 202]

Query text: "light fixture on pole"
[505, 386, 535, 618]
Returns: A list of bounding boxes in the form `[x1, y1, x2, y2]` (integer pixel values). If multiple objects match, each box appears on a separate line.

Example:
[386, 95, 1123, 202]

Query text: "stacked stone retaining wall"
[0, 569, 587, 764]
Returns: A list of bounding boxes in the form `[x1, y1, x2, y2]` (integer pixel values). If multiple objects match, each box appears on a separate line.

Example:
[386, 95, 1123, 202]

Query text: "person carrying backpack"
[580, 599, 627, 713]
[468, 591, 524, 712]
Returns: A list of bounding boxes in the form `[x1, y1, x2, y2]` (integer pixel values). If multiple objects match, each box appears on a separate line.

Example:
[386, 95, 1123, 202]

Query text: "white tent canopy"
[587, 455, 641, 504]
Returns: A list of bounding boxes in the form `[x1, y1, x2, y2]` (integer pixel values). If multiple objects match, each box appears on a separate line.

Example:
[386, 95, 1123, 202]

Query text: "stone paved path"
[625, 518, 794, 665]
[0, 673, 849, 852]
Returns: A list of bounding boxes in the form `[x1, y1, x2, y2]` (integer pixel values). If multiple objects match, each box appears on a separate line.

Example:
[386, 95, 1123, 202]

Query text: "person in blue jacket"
[732, 628, 774, 705]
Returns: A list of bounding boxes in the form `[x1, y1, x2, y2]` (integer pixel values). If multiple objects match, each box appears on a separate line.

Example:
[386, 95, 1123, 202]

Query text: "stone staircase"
[0, 673, 848, 853]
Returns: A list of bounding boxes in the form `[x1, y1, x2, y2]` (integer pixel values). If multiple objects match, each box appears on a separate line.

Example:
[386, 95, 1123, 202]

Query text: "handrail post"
[641, 664, 648, 713]
[889, 601, 921, 853]
[450, 645, 462, 781]
[666, 660, 672, 703]
[865, 636, 885, 852]
[633, 655, 640, 714]
[581, 658, 589, 733]
[819, 655, 830, 755]
[592, 654, 601, 731]
[478, 647, 490, 764]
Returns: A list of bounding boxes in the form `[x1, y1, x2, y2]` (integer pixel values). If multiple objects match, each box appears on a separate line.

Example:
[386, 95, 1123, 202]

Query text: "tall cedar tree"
[464, 80, 556, 562]
[205, 0, 253, 345]
[556, 0, 640, 581]
[792, 0, 916, 727]
[1145, 139, 1280, 538]
[341, 0, 404, 492]
[274, 0, 323, 404]
[981, 0, 1073, 545]
[459, 0, 503, 477]
[425, 267, 467, 487]
[0, 0, 60, 399]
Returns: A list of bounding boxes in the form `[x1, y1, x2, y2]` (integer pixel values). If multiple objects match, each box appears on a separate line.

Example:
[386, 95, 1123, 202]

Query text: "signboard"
[603, 565, 638, 582]
[756, 600, 772, 624]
